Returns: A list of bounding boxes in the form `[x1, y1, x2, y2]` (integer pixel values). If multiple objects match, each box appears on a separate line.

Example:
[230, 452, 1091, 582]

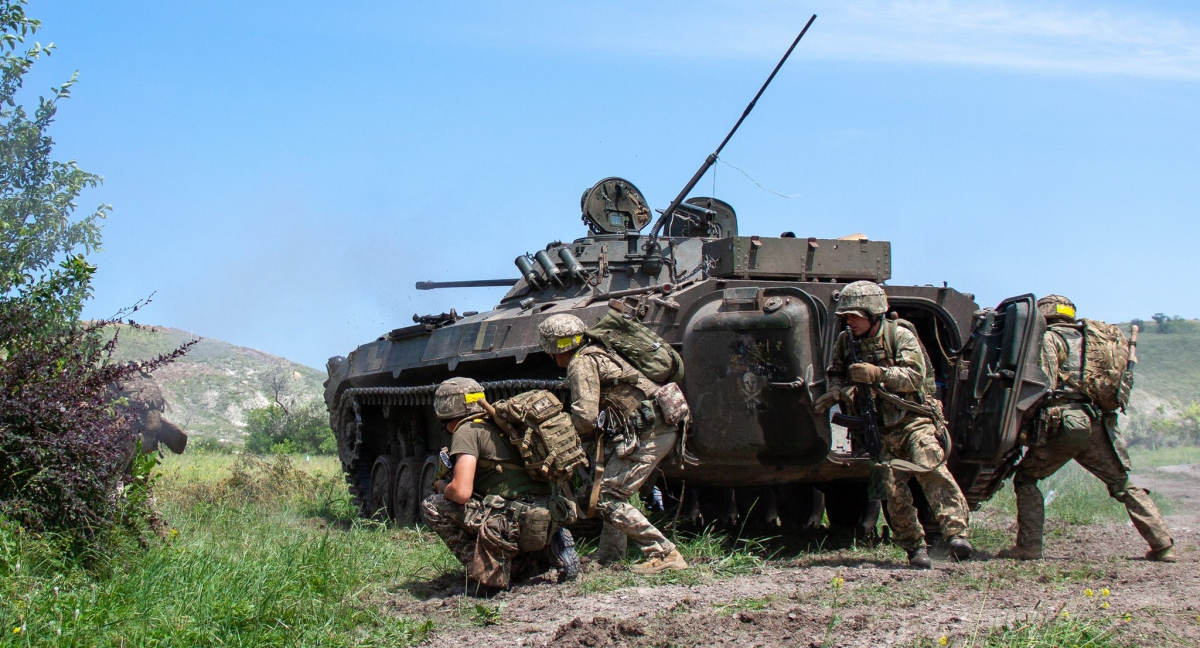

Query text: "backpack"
[584, 308, 684, 384]
[1079, 319, 1134, 412]
[881, 318, 939, 401]
[492, 390, 588, 483]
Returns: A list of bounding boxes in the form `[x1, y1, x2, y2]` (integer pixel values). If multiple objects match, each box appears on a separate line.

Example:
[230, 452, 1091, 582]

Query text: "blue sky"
[23, 1, 1200, 368]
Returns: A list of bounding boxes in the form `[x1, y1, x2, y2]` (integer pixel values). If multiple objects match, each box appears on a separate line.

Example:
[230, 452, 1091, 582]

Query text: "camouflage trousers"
[1013, 408, 1172, 552]
[421, 494, 554, 588]
[880, 417, 970, 550]
[593, 428, 677, 560]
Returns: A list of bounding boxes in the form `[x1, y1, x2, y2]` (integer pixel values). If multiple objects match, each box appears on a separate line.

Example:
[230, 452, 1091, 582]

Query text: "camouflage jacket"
[826, 320, 930, 429]
[565, 343, 660, 435]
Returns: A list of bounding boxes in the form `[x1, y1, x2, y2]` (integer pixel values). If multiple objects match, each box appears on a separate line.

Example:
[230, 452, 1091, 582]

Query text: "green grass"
[0, 453, 447, 647]
[1128, 446, 1200, 469]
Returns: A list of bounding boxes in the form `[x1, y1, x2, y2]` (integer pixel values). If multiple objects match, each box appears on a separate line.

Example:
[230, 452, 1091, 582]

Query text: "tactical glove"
[848, 362, 884, 384]
[813, 391, 841, 414]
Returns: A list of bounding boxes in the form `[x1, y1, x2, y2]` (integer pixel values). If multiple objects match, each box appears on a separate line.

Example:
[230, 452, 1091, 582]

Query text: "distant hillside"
[106, 325, 325, 442]
[1118, 318, 1200, 444]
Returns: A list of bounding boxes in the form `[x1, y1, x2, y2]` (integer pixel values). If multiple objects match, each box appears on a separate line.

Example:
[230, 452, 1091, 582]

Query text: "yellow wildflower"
[1122, 612, 1133, 622]
[938, 636, 949, 646]
[1101, 588, 1110, 597]
[1062, 610, 1071, 619]
[831, 576, 844, 590]
[12, 627, 20, 634]
[1084, 588, 1093, 597]
[1101, 602, 1110, 610]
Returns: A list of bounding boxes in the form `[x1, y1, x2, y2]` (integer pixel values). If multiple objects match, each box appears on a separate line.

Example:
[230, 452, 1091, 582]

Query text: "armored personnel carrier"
[323, 176, 1049, 536]
[323, 17, 1049, 535]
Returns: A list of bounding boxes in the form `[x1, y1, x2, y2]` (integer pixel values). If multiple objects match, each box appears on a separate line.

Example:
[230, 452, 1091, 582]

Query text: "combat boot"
[1146, 544, 1177, 563]
[948, 536, 973, 561]
[630, 549, 688, 574]
[549, 527, 581, 582]
[996, 545, 1043, 561]
[906, 547, 931, 569]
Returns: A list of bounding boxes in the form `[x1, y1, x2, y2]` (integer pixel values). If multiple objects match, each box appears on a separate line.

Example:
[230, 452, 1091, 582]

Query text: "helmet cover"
[433, 376, 486, 420]
[538, 313, 587, 355]
[1037, 294, 1076, 322]
[835, 281, 889, 318]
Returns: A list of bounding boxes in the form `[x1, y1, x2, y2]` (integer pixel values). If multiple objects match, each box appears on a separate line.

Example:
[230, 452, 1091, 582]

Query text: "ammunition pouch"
[510, 502, 553, 552]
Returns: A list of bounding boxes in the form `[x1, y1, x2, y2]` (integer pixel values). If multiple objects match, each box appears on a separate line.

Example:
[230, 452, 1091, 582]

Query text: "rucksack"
[492, 390, 588, 483]
[1079, 319, 1134, 412]
[881, 318, 938, 401]
[584, 308, 684, 384]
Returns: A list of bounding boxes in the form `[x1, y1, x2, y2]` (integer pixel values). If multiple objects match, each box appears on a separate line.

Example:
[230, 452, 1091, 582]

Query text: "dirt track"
[389, 464, 1200, 647]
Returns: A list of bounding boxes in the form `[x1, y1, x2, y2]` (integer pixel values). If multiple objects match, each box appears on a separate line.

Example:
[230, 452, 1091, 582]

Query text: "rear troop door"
[947, 294, 1050, 465]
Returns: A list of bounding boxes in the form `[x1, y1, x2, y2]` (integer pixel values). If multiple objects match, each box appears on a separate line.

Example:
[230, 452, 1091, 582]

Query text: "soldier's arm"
[444, 424, 481, 504]
[444, 454, 477, 504]
[880, 327, 926, 394]
[567, 355, 602, 434]
[1038, 330, 1066, 390]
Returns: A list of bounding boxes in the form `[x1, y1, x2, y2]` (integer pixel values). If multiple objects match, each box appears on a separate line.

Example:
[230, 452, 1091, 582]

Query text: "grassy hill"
[1117, 318, 1200, 447]
[106, 324, 326, 442]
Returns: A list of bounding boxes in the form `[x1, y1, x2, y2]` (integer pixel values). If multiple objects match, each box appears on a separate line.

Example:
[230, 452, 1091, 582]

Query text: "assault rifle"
[830, 327, 883, 458]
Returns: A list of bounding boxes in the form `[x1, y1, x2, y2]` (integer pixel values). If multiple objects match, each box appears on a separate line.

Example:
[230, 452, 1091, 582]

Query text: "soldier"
[538, 313, 688, 574]
[813, 281, 972, 569]
[997, 295, 1176, 562]
[420, 377, 580, 592]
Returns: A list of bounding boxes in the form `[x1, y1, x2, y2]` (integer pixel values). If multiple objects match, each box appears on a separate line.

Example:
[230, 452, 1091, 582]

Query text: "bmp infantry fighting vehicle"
[323, 16, 1049, 537]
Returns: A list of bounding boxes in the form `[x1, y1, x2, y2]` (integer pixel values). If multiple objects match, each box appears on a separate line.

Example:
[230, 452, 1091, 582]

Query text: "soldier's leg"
[1074, 420, 1173, 552]
[1006, 445, 1071, 553]
[596, 431, 677, 559]
[907, 426, 970, 540]
[883, 467, 925, 551]
[420, 494, 476, 567]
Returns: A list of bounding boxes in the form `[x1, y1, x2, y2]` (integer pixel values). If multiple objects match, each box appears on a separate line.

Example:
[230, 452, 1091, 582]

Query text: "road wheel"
[822, 482, 880, 539]
[418, 455, 439, 506]
[368, 455, 398, 520]
[391, 461, 418, 525]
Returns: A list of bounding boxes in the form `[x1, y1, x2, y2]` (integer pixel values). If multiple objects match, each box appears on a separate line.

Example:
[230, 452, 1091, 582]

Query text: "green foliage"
[245, 401, 337, 455]
[0, 0, 107, 299]
[0, 453, 439, 647]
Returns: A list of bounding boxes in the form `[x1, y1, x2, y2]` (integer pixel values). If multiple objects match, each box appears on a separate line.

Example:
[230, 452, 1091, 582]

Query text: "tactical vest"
[576, 344, 663, 423]
[459, 419, 552, 501]
[855, 319, 937, 402]
[1047, 324, 1085, 400]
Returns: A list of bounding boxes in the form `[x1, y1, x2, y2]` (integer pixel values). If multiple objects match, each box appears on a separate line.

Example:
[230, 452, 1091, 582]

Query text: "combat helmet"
[433, 377, 486, 420]
[835, 281, 889, 318]
[1037, 294, 1076, 322]
[538, 314, 587, 355]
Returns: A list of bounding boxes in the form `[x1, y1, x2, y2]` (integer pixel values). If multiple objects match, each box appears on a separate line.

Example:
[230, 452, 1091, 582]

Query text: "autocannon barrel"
[414, 279, 519, 290]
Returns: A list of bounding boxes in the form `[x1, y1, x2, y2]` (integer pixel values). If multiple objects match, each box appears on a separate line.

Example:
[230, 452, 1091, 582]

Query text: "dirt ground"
[387, 464, 1200, 647]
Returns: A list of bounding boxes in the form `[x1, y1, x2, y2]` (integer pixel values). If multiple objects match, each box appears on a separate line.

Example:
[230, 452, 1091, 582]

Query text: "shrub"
[245, 401, 337, 455]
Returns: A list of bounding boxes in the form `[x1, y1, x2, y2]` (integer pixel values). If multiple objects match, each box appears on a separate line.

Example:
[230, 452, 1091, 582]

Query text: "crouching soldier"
[997, 296, 1175, 562]
[420, 377, 580, 592]
[813, 281, 972, 569]
[538, 313, 689, 575]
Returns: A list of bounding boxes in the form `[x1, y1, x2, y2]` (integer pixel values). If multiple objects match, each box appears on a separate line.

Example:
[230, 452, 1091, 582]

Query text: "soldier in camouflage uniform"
[538, 314, 688, 574]
[997, 295, 1176, 562]
[814, 281, 972, 569]
[420, 377, 580, 591]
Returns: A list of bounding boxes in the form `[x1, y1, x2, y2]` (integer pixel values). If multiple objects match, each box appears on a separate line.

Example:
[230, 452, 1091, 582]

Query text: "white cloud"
[475, 0, 1200, 80]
